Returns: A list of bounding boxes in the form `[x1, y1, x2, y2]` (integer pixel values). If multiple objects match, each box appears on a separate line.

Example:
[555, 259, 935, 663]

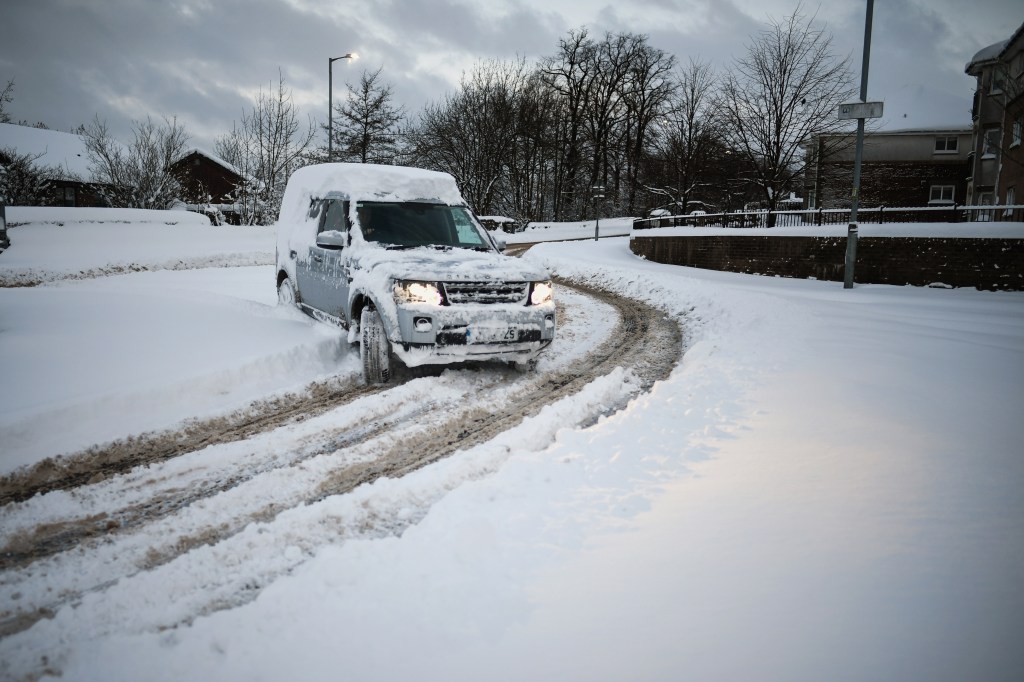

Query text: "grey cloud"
[1, 0, 1020, 151]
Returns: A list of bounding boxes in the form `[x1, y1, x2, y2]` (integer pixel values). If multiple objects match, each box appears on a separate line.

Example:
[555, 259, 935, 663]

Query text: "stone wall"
[629, 235, 1024, 291]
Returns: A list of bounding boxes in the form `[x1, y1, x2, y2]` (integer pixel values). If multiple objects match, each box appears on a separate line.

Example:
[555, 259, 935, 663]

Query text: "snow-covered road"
[2, 213, 1022, 681]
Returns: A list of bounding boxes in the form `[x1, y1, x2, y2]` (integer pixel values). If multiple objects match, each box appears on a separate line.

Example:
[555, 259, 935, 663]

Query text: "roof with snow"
[967, 39, 1009, 70]
[0, 122, 94, 179]
[174, 147, 241, 177]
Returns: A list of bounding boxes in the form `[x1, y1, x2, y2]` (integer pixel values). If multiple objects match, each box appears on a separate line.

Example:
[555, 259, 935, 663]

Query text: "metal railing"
[633, 204, 1024, 230]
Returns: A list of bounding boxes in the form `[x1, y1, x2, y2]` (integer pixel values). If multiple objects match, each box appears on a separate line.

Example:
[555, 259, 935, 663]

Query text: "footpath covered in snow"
[0, 216, 1022, 681]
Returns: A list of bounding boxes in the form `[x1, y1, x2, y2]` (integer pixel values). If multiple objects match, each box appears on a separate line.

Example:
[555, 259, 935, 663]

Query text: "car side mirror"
[316, 229, 347, 249]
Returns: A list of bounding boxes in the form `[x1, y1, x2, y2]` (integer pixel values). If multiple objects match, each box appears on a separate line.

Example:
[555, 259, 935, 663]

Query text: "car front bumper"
[390, 303, 556, 366]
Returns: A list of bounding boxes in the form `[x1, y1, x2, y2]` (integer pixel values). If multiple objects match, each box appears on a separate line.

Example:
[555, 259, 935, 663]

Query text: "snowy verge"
[0, 267, 351, 473]
[0, 212, 275, 286]
[4, 206, 214, 227]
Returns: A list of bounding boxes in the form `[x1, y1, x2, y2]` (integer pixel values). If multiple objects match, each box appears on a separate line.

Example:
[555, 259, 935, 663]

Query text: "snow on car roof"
[278, 163, 465, 224]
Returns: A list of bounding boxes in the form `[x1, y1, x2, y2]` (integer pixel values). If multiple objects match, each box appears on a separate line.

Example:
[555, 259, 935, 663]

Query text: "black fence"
[634, 204, 1024, 230]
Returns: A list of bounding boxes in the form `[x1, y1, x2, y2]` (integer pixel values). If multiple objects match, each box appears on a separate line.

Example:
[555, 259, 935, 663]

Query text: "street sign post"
[838, 101, 884, 120]
[842, 0, 878, 290]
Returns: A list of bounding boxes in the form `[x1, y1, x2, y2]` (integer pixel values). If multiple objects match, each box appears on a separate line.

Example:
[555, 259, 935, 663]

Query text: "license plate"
[466, 325, 518, 343]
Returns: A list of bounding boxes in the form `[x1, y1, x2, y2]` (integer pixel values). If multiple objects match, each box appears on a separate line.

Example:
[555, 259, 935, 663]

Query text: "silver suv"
[275, 164, 556, 384]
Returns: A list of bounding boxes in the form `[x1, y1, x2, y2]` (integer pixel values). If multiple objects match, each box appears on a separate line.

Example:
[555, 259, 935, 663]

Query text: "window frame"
[933, 136, 958, 154]
[982, 128, 1001, 158]
[928, 184, 955, 205]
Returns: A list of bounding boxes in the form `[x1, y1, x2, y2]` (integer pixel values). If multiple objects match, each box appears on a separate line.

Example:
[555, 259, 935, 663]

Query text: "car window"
[319, 199, 349, 234]
[452, 210, 487, 246]
[307, 198, 324, 221]
[356, 202, 491, 250]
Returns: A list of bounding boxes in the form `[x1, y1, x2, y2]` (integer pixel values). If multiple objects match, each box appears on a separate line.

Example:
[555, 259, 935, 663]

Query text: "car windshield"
[355, 201, 492, 250]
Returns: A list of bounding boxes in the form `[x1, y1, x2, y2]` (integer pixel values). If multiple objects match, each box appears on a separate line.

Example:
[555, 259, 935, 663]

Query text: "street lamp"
[592, 186, 605, 241]
[328, 53, 358, 162]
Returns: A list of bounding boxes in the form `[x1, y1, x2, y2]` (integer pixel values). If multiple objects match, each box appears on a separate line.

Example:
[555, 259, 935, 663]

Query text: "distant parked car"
[0, 204, 9, 254]
[477, 215, 522, 233]
[275, 164, 556, 384]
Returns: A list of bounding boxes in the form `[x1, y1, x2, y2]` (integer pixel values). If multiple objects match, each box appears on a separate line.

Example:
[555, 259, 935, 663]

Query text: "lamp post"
[592, 186, 605, 241]
[328, 53, 357, 162]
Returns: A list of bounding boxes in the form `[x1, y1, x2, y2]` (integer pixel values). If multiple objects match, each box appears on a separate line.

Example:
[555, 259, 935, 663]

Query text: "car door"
[309, 199, 351, 321]
[296, 199, 327, 310]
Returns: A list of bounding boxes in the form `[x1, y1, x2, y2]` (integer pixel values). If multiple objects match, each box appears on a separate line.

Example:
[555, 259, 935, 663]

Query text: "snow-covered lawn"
[1, 213, 1022, 680]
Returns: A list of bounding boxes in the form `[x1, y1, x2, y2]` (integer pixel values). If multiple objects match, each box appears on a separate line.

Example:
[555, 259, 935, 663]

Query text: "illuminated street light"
[328, 53, 358, 162]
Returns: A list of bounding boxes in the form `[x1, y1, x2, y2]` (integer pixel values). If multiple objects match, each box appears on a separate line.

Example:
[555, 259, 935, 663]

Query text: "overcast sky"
[2, 0, 1021, 151]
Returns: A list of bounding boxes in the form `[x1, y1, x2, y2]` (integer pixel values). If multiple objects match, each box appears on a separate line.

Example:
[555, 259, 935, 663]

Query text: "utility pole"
[592, 185, 605, 241]
[842, 0, 881, 289]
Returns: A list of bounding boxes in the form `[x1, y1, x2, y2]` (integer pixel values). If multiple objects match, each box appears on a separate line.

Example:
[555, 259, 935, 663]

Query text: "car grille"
[442, 281, 528, 305]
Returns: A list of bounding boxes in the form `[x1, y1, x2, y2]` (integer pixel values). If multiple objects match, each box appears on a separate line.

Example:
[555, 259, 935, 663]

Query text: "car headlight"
[530, 280, 554, 306]
[394, 280, 443, 306]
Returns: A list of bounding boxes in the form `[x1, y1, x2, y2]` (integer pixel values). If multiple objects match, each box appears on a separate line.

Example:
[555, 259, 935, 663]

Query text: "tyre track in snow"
[311, 279, 681, 501]
[0, 281, 681, 647]
[0, 377, 383, 507]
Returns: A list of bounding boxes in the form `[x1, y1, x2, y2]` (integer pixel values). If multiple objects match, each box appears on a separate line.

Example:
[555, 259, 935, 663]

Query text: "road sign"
[838, 101, 883, 120]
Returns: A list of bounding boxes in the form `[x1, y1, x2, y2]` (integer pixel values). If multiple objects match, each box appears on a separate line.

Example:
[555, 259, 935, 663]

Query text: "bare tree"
[215, 71, 316, 224]
[647, 59, 721, 212]
[720, 6, 854, 223]
[539, 29, 598, 220]
[411, 59, 531, 215]
[502, 73, 561, 221]
[620, 39, 676, 213]
[81, 115, 189, 209]
[0, 78, 14, 124]
[328, 67, 405, 164]
[0, 147, 62, 205]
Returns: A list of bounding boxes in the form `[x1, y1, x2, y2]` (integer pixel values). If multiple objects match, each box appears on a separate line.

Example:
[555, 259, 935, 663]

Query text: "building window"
[934, 136, 958, 153]
[929, 185, 955, 205]
[990, 67, 1006, 94]
[1006, 187, 1016, 218]
[1013, 118, 1022, 148]
[977, 191, 994, 220]
[982, 128, 1001, 158]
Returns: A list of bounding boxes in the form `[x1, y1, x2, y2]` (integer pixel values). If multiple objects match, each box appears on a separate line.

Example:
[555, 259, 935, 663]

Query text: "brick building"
[803, 127, 972, 209]
[966, 22, 1024, 216]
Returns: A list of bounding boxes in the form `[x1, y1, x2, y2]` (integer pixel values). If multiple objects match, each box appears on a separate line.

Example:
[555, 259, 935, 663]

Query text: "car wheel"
[278, 277, 299, 307]
[360, 306, 392, 384]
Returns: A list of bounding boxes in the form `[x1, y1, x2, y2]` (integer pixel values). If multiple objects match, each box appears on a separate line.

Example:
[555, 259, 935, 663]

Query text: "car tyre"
[278, 276, 300, 307]
[360, 306, 392, 384]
